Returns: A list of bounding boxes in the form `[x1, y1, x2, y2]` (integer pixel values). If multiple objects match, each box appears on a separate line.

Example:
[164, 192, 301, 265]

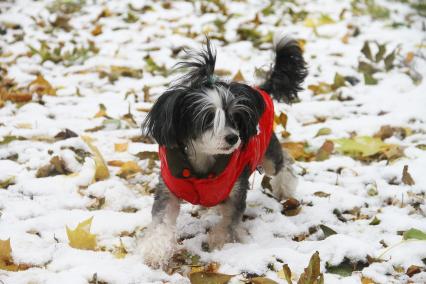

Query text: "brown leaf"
[136, 151, 159, 160]
[36, 156, 71, 178]
[402, 165, 415, 186]
[249, 277, 279, 284]
[314, 191, 330, 198]
[55, 129, 78, 140]
[281, 198, 301, 216]
[91, 24, 102, 36]
[316, 140, 334, 161]
[282, 142, 314, 161]
[406, 265, 421, 277]
[274, 112, 288, 128]
[189, 272, 233, 284]
[0, 239, 31, 271]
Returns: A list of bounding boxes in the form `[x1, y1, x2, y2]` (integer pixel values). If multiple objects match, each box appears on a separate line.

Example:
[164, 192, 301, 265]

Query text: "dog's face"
[144, 82, 265, 155]
[143, 40, 265, 155]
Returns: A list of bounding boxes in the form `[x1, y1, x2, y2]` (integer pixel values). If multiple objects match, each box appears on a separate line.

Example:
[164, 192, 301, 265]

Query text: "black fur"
[260, 38, 308, 103]
[142, 39, 265, 149]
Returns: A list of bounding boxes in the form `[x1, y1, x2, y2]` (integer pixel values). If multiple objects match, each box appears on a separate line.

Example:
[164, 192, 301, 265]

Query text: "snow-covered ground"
[1, 0, 426, 283]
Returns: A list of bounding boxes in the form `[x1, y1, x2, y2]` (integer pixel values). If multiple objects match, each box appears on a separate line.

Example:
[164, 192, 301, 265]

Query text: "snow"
[1, 0, 426, 283]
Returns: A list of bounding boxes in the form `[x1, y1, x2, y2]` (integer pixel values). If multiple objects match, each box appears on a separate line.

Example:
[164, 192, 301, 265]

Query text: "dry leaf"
[117, 161, 141, 178]
[114, 143, 128, 152]
[402, 165, 415, 186]
[189, 272, 233, 284]
[406, 265, 421, 277]
[81, 135, 110, 180]
[282, 198, 301, 216]
[274, 112, 288, 128]
[66, 217, 97, 250]
[91, 24, 102, 36]
[405, 52, 414, 64]
[28, 74, 56, 96]
[361, 276, 377, 284]
[0, 239, 31, 271]
[232, 70, 245, 82]
[107, 160, 125, 167]
[94, 104, 110, 118]
[113, 239, 127, 259]
[316, 140, 334, 161]
[282, 142, 314, 161]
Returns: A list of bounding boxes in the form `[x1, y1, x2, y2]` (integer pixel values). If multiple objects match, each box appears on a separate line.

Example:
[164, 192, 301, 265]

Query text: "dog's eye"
[203, 112, 214, 128]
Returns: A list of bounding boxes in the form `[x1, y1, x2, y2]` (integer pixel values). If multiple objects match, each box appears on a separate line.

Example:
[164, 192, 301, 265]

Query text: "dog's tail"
[260, 33, 308, 103]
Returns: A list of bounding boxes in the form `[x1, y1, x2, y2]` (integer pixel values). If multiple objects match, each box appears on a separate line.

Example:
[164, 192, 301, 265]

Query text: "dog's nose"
[225, 134, 239, 145]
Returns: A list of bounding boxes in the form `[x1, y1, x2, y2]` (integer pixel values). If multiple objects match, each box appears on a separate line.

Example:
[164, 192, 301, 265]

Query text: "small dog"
[140, 33, 307, 268]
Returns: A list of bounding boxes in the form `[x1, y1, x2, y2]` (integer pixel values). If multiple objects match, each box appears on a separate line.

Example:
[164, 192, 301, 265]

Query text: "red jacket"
[159, 88, 274, 207]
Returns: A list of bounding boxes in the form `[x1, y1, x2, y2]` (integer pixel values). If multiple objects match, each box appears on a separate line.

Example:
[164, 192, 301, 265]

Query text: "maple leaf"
[66, 217, 97, 250]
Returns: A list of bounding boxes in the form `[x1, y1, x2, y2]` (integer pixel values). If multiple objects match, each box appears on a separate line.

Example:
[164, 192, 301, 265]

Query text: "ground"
[0, 0, 426, 283]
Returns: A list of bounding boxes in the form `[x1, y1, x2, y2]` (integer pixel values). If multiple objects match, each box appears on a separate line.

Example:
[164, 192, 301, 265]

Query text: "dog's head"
[143, 39, 265, 155]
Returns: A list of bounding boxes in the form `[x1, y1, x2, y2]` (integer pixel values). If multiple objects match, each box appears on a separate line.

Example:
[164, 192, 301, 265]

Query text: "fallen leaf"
[282, 142, 314, 161]
[405, 52, 414, 64]
[81, 135, 110, 180]
[274, 112, 288, 129]
[28, 74, 56, 96]
[55, 128, 78, 140]
[232, 70, 245, 82]
[361, 41, 374, 61]
[189, 272, 233, 284]
[403, 228, 426, 240]
[281, 198, 301, 216]
[315, 140, 334, 161]
[320, 224, 337, 238]
[315, 127, 332, 137]
[136, 151, 159, 160]
[361, 276, 377, 284]
[299, 251, 324, 284]
[91, 24, 102, 36]
[113, 239, 127, 259]
[249, 277, 278, 284]
[66, 217, 97, 250]
[369, 216, 381, 225]
[36, 156, 71, 177]
[406, 265, 421, 277]
[314, 191, 330, 198]
[107, 160, 125, 167]
[277, 264, 292, 284]
[401, 165, 415, 186]
[0, 177, 15, 189]
[114, 143, 128, 152]
[334, 136, 402, 161]
[117, 161, 141, 179]
[94, 104, 110, 118]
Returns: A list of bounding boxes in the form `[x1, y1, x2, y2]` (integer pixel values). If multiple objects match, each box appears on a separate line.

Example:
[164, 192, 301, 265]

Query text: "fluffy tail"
[260, 34, 308, 103]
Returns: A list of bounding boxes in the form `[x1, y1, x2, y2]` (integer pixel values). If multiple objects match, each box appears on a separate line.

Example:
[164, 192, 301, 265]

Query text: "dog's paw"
[207, 223, 238, 250]
[271, 165, 298, 200]
[138, 223, 176, 269]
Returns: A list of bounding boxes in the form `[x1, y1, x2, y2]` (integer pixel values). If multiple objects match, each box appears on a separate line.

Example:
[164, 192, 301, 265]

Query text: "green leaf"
[403, 228, 426, 241]
[361, 42, 373, 61]
[384, 50, 396, 71]
[320, 225, 337, 238]
[375, 43, 387, 62]
[334, 136, 385, 157]
[332, 73, 346, 90]
[364, 73, 378, 85]
[369, 217, 381, 225]
[326, 260, 353, 277]
[0, 136, 25, 145]
[315, 127, 332, 137]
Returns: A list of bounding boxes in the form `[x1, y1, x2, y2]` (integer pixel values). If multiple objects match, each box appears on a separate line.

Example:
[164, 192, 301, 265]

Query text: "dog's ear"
[142, 89, 182, 147]
[228, 83, 265, 145]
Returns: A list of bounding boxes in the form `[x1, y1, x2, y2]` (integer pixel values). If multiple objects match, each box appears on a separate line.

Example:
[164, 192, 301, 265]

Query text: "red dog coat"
[159, 88, 274, 207]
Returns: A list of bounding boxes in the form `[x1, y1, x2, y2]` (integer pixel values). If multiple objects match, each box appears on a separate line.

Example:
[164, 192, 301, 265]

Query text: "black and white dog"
[140, 34, 307, 268]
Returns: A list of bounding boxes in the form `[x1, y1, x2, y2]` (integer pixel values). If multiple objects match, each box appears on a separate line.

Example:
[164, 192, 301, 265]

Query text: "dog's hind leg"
[139, 178, 180, 268]
[208, 169, 249, 250]
[261, 133, 298, 200]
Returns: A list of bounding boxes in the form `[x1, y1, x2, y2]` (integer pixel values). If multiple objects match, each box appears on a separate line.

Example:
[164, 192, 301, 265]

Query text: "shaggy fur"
[139, 35, 307, 268]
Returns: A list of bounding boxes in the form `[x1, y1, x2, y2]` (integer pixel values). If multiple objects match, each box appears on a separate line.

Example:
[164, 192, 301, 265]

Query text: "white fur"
[139, 223, 177, 269]
[270, 165, 298, 200]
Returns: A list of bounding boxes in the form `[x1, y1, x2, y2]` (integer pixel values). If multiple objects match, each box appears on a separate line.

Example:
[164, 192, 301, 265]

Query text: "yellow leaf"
[114, 142, 128, 152]
[361, 276, 377, 284]
[189, 272, 233, 284]
[282, 142, 314, 161]
[91, 24, 102, 36]
[113, 239, 127, 259]
[405, 52, 414, 64]
[232, 70, 245, 82]
[117, 161, 141, 179]
[0, 239, 30, 271]
[94, 103, 109, 118]
[274, 112, 288, 128]
[66, 217, 97, 250]
[81, 135, 110, 180]
[28, 74, 56, 96]
[107, 160, 125, 167]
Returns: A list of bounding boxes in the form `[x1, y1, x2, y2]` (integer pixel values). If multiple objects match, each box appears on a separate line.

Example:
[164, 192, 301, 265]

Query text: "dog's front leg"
[139, 178, 180, 268]
[208, 171, 248, 250]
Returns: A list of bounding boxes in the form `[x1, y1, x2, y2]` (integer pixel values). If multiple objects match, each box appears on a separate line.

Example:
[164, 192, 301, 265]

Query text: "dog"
[139, 33, 307, 268]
